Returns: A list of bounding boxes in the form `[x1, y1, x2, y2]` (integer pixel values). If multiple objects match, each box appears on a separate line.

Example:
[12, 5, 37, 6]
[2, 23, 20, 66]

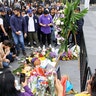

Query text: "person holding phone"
[55, 77, 63, 96]
[20, 73, 26, 84]
[0, 69, 64, 96]
[0, 70, 34, 96]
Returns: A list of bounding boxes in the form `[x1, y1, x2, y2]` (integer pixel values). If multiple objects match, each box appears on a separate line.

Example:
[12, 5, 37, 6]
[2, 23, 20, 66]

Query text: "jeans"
[12, 32, 25, 51]
[3, 62, 9, 68]
[6, 52, 14, 62]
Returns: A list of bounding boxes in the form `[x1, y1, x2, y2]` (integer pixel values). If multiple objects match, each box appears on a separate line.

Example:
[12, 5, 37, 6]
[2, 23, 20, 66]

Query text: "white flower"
[41, 51, 46, 55]
[56, 19, 61, 25]
[61, 22, 64, 25]
[57, 37, 61, 45]
[58, 10, 64, 13]
[70, 45, 80, 57]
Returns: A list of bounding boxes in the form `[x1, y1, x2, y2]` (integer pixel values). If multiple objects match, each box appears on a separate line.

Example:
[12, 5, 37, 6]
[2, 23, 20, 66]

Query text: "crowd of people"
[0, 0, 65, 68]
[0, 0, 65, 52]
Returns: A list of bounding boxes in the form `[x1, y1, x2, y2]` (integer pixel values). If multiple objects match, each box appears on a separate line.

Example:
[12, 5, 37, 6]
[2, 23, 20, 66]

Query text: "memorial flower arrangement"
[54, 0, 88, 54]
[14, 57, 57, 96]
[60, 45, 80, 60]
[28, 71, 56, 96]
[13, 45, 80, 75]
[25, 48, 58, 63]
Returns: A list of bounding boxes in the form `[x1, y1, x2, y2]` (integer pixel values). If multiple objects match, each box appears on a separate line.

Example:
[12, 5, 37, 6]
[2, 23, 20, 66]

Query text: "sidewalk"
[83, 5, 96, 73]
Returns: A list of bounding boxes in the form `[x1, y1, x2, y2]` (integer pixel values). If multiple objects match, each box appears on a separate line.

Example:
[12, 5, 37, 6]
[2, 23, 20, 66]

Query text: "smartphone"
[56, 66, 61, 80]
[20, 73, 25, 84]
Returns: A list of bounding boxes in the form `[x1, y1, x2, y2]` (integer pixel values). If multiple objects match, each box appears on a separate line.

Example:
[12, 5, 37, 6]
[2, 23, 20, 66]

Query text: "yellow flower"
[22, 70, 26, 74]
[39, 57, 46, 61]
[27, 56, 32, 62]
[52, 58, 57, 62]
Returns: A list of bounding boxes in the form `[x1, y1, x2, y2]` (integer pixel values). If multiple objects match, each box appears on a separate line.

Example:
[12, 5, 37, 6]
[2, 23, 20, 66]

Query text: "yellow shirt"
[75, 93, 90, 96]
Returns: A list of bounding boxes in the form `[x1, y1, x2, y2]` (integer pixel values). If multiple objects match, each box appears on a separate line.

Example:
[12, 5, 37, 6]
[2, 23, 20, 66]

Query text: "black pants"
[37, 27, 42, 43]
[42, 32, 51, 45]
[0, 32, 9, 42]
[90, 0, 95, 4]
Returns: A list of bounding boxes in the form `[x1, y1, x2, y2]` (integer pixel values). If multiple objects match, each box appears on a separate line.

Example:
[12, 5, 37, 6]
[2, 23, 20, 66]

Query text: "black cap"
[14, 7, 21, 11]
[0, 7, 5, 12]
[44, 9, 49, 14]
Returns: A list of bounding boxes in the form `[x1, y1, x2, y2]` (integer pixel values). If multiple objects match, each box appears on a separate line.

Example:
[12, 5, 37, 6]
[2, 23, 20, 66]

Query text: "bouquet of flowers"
[60, 46, 80, 61]
[53, 0, 88, 53]
[28, 68, 56, 96]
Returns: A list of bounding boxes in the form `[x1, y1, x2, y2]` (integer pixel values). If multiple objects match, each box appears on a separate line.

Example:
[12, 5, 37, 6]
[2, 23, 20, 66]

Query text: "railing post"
[80, 31, 88, 91]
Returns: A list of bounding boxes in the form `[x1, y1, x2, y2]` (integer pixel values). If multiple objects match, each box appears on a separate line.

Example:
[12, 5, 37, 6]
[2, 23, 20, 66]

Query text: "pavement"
[83, 5, 96, 74]
[9, 4, 96, 95]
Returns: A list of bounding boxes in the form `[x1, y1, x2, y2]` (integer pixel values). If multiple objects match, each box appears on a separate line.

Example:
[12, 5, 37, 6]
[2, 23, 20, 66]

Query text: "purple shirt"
[18, 85, 34, 96]
[39, 14, 52, 34]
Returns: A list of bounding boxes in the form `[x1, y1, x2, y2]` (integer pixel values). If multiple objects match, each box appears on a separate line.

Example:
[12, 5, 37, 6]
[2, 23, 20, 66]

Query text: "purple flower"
[50, 52, 57, 58]
[62, 52, 67, 57]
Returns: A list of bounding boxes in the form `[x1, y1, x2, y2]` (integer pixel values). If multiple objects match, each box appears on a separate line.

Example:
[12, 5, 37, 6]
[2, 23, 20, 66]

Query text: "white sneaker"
[38, 46, 41, 50]
[15, 56, 20, 60]
[43, 45, 45, 50]
[9, 65, 12, 68]
[49, 44, 52, 48]
[31, 46, 34, 50]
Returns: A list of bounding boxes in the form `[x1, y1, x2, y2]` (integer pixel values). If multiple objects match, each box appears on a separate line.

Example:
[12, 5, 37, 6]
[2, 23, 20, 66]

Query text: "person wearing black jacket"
[75, 7, 84, 47]
[0, 7, 8, 42]
[25, 9, 40, 49]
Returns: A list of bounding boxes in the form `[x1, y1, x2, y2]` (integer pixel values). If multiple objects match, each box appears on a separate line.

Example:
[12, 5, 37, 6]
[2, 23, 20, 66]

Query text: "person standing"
[25, 9, 40, 49]
[75, 7, 84, 47]
[5, 8, 13, 39]
[36, 6, 43, 44]
[0, 7, 8, 42]
[39, 9, 53, 49]
[50, 7, 56, 44]
[10, 7, 27, 56]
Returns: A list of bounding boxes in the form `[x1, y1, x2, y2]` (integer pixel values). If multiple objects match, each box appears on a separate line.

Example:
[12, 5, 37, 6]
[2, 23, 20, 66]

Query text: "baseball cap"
[27, 9, 32, 14]
[14, 7, 21, 11]
[0, 7, 5, 12]
[44, 9, 49, 14]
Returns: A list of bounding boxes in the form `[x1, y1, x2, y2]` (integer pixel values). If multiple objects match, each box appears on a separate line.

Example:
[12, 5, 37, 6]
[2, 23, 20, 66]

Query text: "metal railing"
[80, 31, 92, 91]
[84, 67, 92, 91]
[80, 30, 88, 91]
[87, 67, 92, 80]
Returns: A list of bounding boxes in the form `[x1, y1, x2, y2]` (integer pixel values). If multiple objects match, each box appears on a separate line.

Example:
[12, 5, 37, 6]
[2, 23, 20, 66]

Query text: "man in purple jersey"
[39, 9, 53, 49]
